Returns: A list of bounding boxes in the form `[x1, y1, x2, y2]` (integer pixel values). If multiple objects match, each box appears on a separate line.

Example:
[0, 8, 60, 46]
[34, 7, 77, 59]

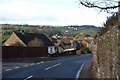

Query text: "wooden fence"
[2, 46, 48, 59]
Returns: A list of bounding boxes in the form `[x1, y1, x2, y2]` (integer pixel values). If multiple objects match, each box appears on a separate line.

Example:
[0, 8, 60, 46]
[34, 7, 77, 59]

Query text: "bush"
[81, 47, 91, 54]
[95, 13, 118, 37]
[10, 42, 24, 46]
[27, 38, 44, 47]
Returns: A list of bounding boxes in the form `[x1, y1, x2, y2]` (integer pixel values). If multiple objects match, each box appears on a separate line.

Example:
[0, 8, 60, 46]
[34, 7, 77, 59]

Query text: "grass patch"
[2, 34, 10, 43]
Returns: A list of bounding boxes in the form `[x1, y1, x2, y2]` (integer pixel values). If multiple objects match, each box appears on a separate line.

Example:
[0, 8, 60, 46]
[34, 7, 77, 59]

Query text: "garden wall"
[2, 46, 48, 59]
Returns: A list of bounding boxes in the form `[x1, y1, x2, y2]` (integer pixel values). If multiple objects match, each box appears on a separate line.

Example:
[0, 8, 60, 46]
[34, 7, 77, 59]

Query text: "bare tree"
[79, 0, 120, 13]
[79, 0, 120, 23]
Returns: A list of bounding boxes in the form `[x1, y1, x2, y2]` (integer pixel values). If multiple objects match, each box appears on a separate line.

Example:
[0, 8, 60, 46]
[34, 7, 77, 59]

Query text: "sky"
[0, 0, 117, 27]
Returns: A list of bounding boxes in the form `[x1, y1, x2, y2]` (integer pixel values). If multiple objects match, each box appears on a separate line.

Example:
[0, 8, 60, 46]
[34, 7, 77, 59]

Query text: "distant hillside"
[1, 24, 100, 43]
[66, 25, 98, 28]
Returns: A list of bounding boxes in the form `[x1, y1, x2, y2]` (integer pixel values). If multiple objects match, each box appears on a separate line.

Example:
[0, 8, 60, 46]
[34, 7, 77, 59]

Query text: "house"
[59, 38, 76, 55]
[50, 37, 87, 55]
[51, 38, 76, 54]
[60, 38, 71, 49]
[51, 38, 64, 53]
[79, 40, 92, 54]
[81, 40, 89, 47]
[75, 41, 84, 54]
[4, 32, 57, 54]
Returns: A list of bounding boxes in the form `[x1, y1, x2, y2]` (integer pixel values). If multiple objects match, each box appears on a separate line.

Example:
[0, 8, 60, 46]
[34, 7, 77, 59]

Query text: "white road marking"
[37, 63, 40, 64]
[45, 63, 61, 70]
[5, 69, 12, 71]
[14, 66, 20, 69]
[75, 62, 86, 79]
[24, 75, 33, 80]
[41, 61, 44, 63]
[30, 63, 34, 66]
[24, 65, 29, 67]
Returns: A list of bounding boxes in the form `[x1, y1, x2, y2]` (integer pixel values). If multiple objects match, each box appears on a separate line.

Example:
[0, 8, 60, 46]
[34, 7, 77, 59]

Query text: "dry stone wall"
[92, 25, 120, 78]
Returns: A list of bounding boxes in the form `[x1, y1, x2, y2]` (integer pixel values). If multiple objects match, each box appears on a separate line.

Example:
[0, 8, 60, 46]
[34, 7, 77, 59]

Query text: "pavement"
[2, 54, 93, 79]
[79, 58, 93, 78]
[2, 55, 79, 63]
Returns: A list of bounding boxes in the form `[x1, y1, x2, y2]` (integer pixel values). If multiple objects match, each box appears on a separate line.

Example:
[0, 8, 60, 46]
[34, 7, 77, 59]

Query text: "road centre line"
[14, 66, 20, 69]
[30, 63, 34, 65]
[37, 63, 40, 64]
[24, 75, 33, 80]
[5, 69, 12, 71]
[24, 65, 29, 67]
[45, 63, 61, 70]
[75, 62, 86, 79]
[41, 61, 44, 63]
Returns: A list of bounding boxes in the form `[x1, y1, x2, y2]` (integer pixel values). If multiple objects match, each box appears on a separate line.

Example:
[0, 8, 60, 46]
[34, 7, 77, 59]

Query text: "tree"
[94, 13, 118, 37]
[81, 1, 120, 37]
[27, 38, 44, 47]
[10, 42, 25, 46]
[74, 33, 85, 40]
[79, 0, 120, 13]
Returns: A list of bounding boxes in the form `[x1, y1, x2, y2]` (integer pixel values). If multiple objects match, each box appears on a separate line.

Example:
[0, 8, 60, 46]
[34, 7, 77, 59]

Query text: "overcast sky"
[0, 0, 116, 27]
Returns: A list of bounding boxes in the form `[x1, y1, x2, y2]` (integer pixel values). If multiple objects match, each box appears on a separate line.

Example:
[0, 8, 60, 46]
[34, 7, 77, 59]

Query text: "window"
[50, 47, 53, 53]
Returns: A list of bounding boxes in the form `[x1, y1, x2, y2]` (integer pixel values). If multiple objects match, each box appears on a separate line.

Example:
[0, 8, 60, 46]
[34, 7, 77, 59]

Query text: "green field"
[48, 27, 98, 37]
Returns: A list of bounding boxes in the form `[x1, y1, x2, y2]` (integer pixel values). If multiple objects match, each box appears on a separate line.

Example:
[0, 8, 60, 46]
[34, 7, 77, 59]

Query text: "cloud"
[0, 0, 112, 26]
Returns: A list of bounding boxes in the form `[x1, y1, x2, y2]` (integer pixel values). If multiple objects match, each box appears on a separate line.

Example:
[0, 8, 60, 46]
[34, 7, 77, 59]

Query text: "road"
[2, 54, 92, 80]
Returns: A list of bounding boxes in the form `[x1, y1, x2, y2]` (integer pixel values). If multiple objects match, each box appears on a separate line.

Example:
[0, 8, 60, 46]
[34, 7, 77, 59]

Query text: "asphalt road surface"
[2, 54, 92, 80]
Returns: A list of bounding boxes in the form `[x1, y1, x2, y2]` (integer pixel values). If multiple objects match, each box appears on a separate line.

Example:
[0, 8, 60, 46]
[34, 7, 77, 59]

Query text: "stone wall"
[92, 25, 120, 78]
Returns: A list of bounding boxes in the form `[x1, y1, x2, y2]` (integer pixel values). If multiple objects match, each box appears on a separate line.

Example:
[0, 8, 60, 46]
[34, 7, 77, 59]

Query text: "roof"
[15, 32, 55, 47]
[60, 42, 71, 50]
[81, 40, 88, 47]
[60, 38, 77, 49]
[85, 40, 92, 44]
[61, 38, 71, 45]
[51, 38, 58, 43]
